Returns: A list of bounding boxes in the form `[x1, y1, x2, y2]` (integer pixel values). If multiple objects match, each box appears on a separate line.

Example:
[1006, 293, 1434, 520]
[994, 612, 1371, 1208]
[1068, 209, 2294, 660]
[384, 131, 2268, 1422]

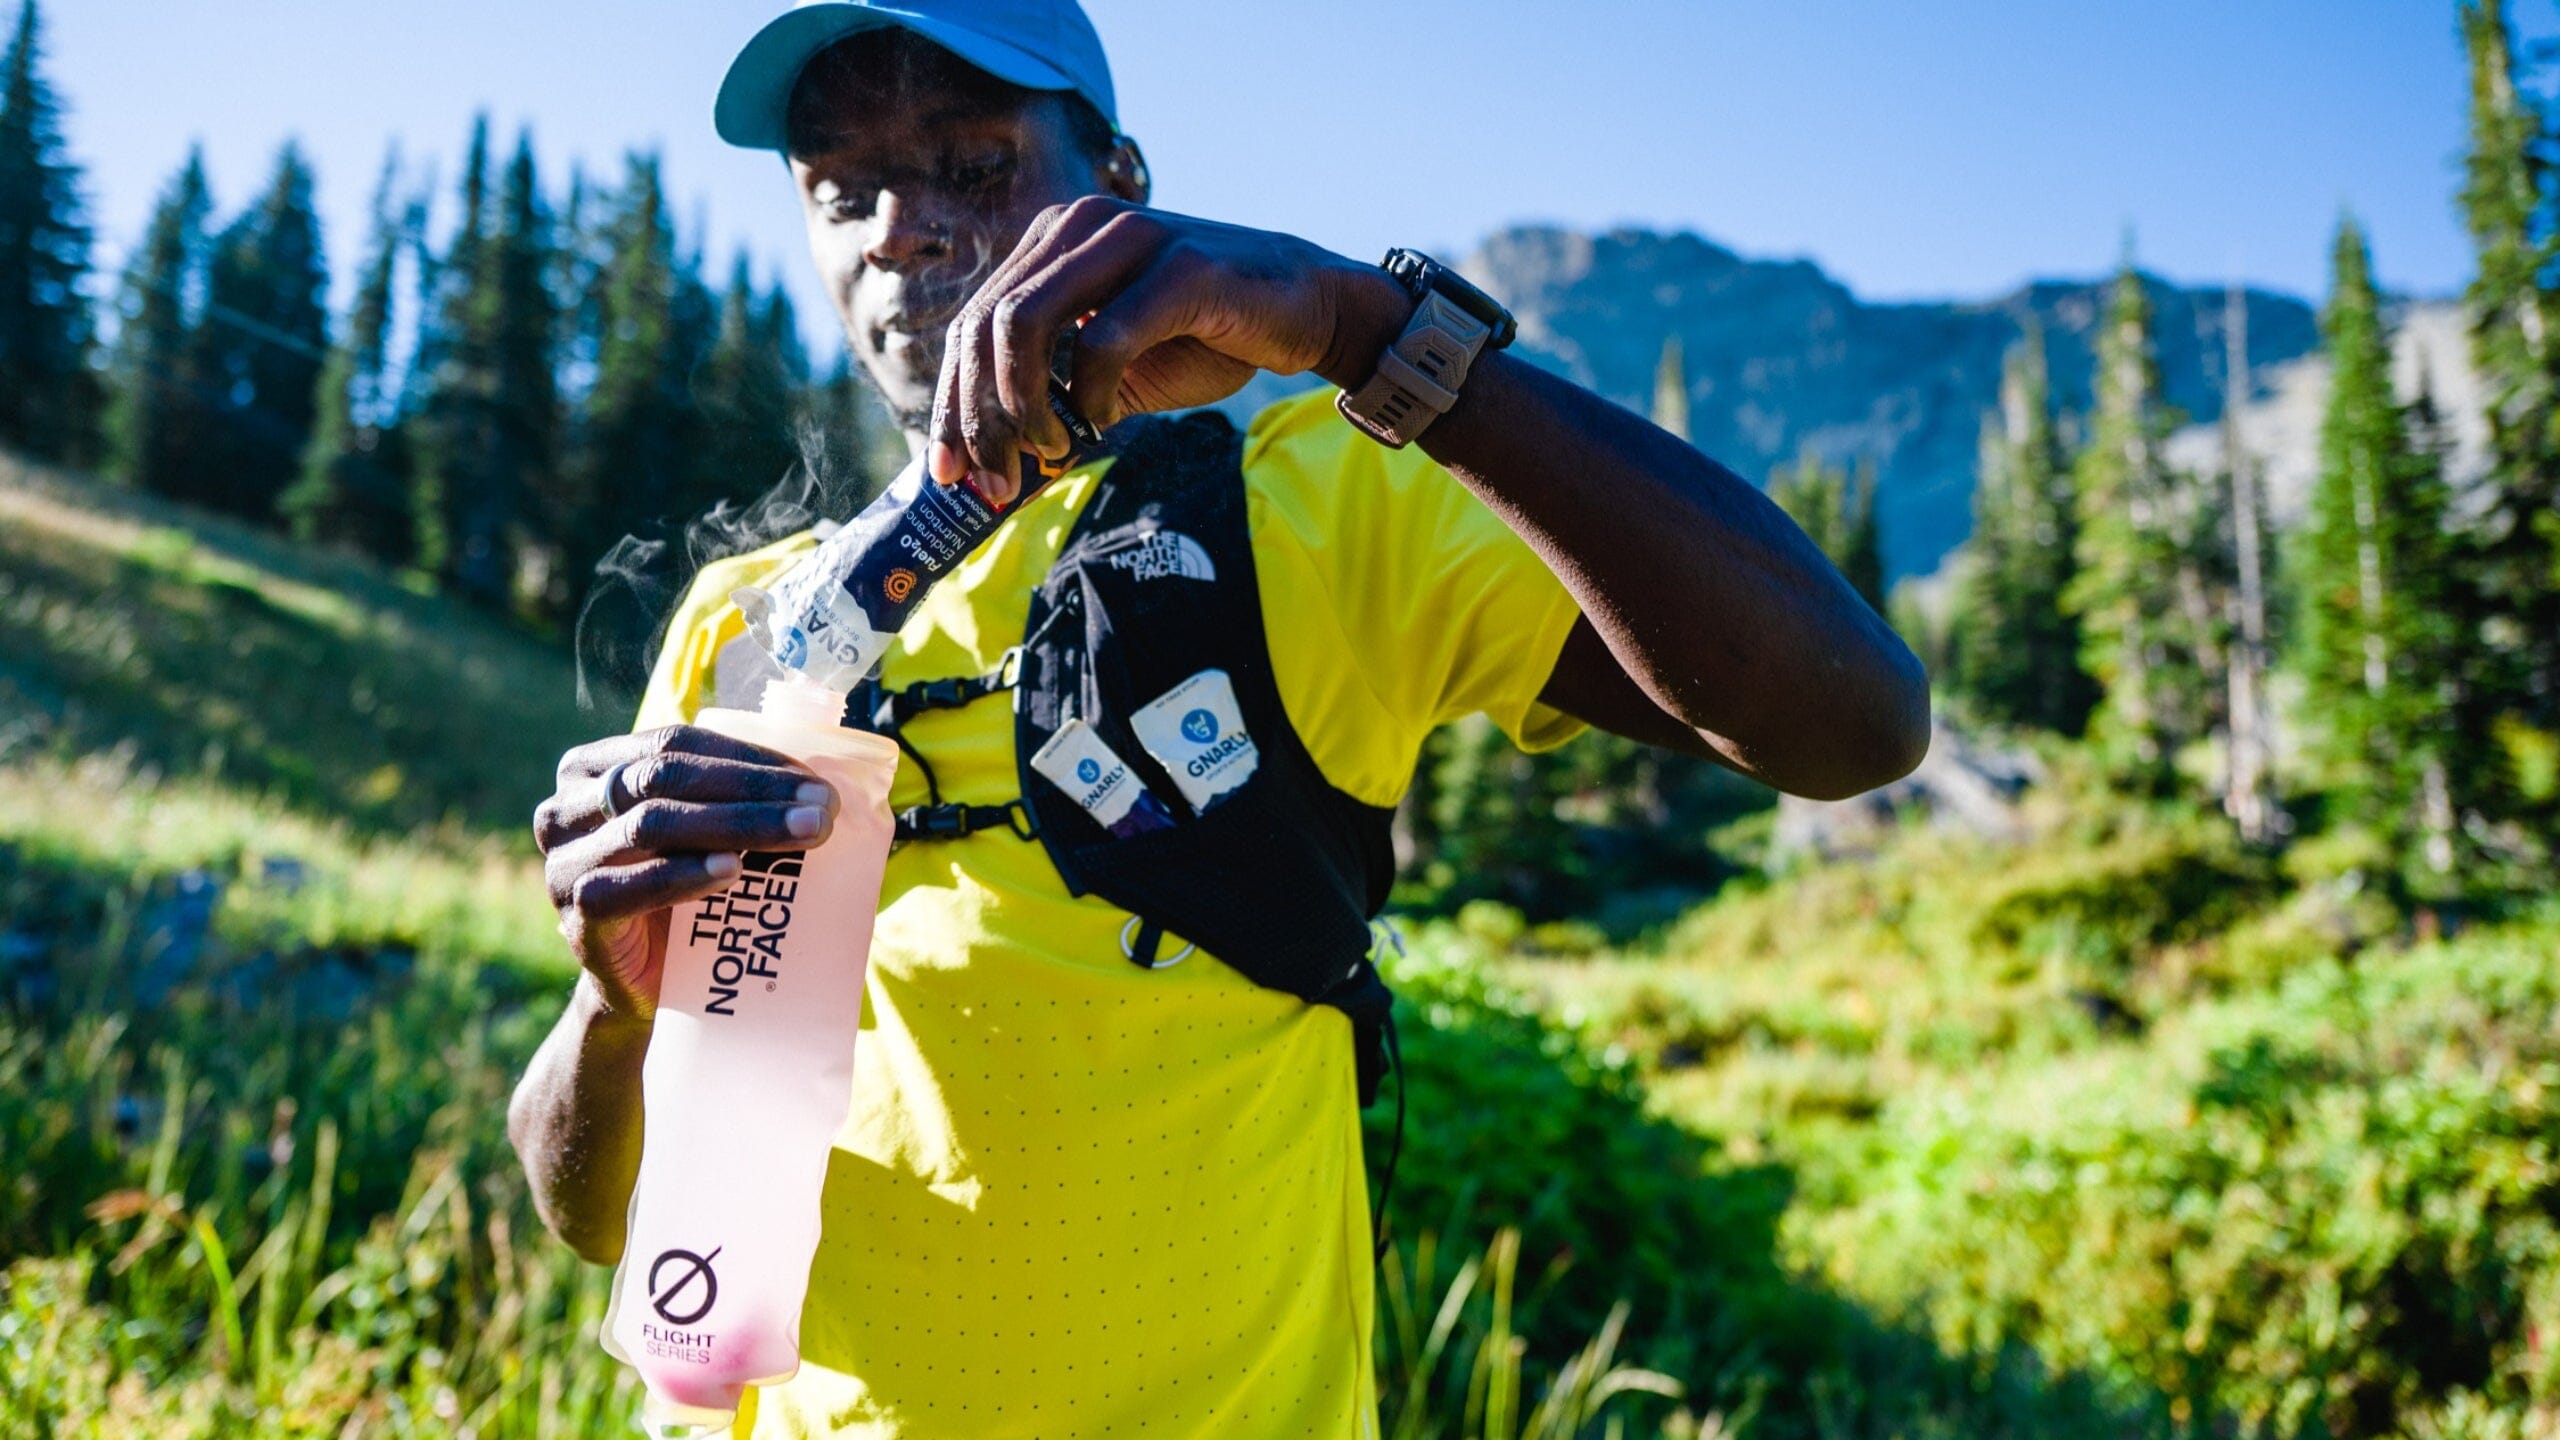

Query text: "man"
[511, 2, 1927, 1435]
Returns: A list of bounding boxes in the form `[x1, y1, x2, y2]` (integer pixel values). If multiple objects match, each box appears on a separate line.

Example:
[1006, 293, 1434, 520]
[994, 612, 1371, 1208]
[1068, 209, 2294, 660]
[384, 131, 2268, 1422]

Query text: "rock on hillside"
[1457, 225, 2323, 578]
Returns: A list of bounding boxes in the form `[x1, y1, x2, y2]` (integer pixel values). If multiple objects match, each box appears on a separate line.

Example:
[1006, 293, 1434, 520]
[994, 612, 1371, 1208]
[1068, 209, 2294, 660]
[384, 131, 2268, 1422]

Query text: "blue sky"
[49, 1, 2528, 356]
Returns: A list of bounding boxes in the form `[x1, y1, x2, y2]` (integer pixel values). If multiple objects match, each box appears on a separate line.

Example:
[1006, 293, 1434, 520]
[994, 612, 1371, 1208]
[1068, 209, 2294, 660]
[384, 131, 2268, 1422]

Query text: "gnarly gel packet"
[1130, 669, 1259, 813]
[735, 454, 1031, 692]
[1029, 720, 1177, 837]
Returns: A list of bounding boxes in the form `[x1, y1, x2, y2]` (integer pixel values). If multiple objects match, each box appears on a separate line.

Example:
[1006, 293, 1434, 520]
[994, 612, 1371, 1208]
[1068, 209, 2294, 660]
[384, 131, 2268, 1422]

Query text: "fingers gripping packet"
[1130, 669, 1260, 813]
[736, 454, 1032, 692]
[1029, 720, 1177, 837]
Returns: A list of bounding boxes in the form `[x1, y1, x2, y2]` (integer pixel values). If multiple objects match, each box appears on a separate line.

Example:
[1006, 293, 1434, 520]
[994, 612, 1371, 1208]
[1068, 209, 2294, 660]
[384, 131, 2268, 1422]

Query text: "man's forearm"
[1314, 270, 1927, 797]
[507, 975, 652, 1266]
[1436, 348, 1925, 776]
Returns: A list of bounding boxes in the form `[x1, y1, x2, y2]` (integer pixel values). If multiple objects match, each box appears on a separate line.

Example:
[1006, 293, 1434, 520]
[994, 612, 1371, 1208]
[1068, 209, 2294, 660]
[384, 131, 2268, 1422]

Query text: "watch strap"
[1336, 290, 1493, 448]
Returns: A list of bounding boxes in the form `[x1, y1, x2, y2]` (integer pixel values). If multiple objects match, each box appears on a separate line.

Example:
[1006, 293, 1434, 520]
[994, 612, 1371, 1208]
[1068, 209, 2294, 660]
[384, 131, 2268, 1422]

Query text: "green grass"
[0, 457, 635, 1435]
[0, 760, 1695, 1439]
[0, 452, 607, 838]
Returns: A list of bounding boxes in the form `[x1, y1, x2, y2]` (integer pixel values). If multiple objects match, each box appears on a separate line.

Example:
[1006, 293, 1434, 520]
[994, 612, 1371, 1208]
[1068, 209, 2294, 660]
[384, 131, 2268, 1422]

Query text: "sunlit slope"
[0, 450, 608, 839]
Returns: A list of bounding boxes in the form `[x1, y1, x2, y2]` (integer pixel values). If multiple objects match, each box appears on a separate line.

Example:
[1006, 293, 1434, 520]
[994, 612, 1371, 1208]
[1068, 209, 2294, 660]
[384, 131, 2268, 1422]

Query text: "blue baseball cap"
[715, 0, 1118, 153]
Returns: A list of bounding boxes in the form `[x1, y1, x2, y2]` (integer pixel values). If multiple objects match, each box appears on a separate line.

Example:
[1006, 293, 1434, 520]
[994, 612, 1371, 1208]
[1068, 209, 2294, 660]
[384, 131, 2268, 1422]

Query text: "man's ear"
[1103, 134, 1150, 204]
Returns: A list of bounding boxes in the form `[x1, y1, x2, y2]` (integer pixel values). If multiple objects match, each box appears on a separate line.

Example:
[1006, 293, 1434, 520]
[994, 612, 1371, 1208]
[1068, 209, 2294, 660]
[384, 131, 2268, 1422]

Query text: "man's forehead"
[787, 31, 1031, 150]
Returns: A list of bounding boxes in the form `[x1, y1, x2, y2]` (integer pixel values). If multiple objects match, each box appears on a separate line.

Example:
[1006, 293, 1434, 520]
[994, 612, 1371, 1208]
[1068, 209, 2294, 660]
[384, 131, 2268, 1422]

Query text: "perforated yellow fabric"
[630, 391, 1583, 1437]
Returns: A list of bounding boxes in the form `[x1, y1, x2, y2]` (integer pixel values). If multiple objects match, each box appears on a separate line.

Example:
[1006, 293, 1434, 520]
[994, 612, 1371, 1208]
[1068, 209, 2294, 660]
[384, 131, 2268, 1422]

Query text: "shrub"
[1795, 930, 2560, 1437]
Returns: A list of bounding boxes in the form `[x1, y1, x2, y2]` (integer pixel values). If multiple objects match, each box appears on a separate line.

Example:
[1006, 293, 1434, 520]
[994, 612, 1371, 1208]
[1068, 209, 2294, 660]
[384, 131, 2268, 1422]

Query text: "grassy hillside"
[8, 454, 2555, 1439]
[0, 457, 632, 1433]
[0, 452, 606, 838]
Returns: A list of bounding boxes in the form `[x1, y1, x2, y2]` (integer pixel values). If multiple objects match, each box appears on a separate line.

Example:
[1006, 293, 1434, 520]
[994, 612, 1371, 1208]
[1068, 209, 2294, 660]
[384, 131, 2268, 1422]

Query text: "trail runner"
[512, 3, 1928, 1434]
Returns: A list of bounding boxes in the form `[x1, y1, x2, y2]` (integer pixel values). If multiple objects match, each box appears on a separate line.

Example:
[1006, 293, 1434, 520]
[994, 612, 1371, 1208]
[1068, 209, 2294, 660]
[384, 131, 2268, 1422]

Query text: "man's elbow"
[553, 1212, 628, 1269]
[526, 1172, 629, 1269]
[1850, 644, 1933, 793]
[506, 1079, 625, 1268]
[1791, 648, 1933, 801]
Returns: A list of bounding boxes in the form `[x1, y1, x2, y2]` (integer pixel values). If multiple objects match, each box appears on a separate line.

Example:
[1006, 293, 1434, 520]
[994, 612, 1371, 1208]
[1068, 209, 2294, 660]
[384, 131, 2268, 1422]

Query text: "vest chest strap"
[865, 646, 1024, 732]
[857, 647, 1027, 823]
[892, 798, 1038, 844]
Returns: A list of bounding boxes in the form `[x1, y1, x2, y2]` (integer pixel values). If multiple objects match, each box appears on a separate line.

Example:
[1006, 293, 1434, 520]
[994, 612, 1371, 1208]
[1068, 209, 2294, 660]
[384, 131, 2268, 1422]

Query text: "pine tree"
[0, 0, 97, 463]
[1951, 322, 2096, 733]
[758, 281, 811, 397]
[2457, 0, 2560, 831]
[191, 141, 330, 519]
[1651, 333, 1689, 442]
[686, 254, 802, 521]
[101, 149, 210, 496]
[663, 224, 721, 509]
[520, 160, 612, 619]
[568, 152, 689, 574]
[407, 116, 491, 584]
[2065, 259, 2197, 773]
[1769, 448, 1884, 612]
[284, 146, 411, 560]
[2220, 281, 2278, 844]
[483, 131, 562, 614]
[2404, 379, 2467, 881]
[2297, 214, 2461, 886]
[413, 121, 560, 612]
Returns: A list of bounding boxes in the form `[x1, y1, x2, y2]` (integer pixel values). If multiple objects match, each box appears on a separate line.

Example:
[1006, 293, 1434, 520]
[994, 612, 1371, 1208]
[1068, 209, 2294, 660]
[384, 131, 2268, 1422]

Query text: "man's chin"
[886, 399, 933, 435]
[854, 348, 939, 437]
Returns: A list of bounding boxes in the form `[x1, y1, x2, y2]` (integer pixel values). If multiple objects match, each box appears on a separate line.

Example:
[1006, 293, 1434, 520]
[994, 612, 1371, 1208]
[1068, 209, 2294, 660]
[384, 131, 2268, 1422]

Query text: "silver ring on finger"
[599, 760, 635, 821]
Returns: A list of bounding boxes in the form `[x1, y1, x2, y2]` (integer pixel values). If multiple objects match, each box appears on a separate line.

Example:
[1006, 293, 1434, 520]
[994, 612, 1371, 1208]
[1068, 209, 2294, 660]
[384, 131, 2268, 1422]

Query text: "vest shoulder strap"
[1012, 411, 1399, 1104]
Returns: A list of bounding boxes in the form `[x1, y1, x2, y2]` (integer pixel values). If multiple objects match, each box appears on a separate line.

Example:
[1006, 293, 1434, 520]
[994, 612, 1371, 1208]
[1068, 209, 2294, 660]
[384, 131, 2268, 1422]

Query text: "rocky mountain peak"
[1461, 224, 2326, 578]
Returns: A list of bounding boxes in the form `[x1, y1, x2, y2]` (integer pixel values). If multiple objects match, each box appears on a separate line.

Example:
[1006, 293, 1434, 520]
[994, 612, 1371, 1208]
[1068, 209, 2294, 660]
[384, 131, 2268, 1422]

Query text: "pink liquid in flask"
[602, 676, 900, 1436]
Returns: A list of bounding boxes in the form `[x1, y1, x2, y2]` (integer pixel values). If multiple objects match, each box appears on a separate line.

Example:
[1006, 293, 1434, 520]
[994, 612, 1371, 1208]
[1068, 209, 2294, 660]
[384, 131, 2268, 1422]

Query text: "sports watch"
[1336, 248, 1517, 448]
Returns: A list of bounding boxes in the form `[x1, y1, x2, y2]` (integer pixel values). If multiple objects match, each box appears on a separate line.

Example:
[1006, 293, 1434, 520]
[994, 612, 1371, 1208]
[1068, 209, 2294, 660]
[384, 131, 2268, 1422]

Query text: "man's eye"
[810, 178, 875, 222]
[946, 153, 1013, 191]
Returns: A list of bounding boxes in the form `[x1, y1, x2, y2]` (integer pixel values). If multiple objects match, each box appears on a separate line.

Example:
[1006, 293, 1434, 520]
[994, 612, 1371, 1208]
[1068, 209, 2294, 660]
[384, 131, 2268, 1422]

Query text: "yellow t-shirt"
[633, 389, 1585, 1439]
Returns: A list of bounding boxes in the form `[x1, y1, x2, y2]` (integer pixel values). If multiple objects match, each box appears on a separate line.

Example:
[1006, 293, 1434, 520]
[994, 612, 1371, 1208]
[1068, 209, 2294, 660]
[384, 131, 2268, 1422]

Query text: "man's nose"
[862, 190, 951, 272]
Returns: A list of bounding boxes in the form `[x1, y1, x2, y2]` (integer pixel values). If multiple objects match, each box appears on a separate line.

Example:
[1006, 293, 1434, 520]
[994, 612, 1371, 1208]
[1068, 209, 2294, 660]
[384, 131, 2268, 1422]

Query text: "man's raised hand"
[926, 196, 1412, 504]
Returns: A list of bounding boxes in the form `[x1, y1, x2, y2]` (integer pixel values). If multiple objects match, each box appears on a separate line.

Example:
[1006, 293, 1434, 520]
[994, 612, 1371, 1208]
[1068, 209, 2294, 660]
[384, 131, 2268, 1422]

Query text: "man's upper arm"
[1243, 391, 1588, 782]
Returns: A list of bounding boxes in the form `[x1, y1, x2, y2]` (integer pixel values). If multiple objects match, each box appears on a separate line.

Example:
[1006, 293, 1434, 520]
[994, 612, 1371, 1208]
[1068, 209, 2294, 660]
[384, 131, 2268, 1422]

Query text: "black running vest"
[839, 411, 1401, 1107]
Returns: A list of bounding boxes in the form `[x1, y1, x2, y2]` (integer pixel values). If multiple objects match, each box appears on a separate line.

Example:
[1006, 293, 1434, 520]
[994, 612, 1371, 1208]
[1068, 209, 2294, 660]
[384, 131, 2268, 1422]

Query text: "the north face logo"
[1104, 530, 1216, 583]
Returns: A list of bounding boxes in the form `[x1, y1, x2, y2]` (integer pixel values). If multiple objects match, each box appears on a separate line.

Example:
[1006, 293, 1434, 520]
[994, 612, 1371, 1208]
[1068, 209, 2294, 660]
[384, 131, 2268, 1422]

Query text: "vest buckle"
[913, 805, 969, 840]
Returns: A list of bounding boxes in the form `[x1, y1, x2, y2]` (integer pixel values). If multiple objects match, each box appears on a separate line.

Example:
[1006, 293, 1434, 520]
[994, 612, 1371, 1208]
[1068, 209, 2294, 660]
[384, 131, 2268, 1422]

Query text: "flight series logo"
[648, 1245, 721, 1326]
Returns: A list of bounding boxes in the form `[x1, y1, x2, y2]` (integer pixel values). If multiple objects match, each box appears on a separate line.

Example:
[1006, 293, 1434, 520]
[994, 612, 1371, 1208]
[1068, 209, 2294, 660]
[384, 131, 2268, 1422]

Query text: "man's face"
[787, 32, 1110, 435]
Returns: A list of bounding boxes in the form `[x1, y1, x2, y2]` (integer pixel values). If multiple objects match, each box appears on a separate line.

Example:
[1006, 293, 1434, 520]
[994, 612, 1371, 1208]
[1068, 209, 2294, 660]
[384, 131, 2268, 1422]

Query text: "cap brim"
[714, 3, 1086, 152]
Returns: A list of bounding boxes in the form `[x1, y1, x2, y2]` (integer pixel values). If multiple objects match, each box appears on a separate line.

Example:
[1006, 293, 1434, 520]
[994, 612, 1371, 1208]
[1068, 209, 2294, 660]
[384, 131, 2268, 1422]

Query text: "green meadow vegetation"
[5, 0, 2560, 1432]
[9, 436, 2557, 1440]
[1473, 784, 2560, 1437]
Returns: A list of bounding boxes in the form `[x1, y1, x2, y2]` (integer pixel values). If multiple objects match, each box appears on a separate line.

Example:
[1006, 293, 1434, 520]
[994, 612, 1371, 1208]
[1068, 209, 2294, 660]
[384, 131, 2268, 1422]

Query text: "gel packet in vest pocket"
[1030, 719, 1176, 837]
[1131, 669, 1260, 813]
